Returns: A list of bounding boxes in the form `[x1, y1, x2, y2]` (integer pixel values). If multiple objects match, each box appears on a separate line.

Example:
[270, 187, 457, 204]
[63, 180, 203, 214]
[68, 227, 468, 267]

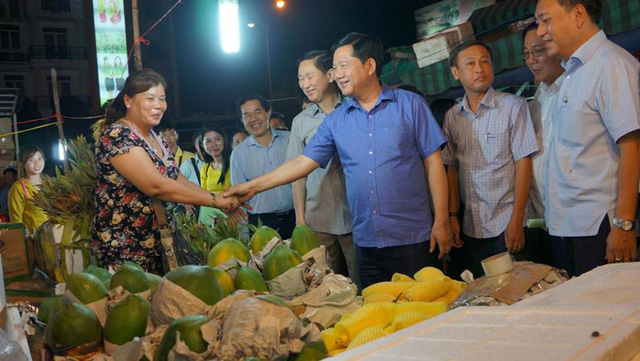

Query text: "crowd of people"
[6, 0, 623, 283]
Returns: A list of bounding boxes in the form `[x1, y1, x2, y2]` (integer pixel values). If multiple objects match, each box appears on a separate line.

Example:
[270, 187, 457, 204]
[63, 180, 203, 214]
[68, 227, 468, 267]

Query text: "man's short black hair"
[3, 168, 17, 176]
[297, 50, 333, 74]
[331, 32, 385, 77]
[236, 95, 271, 118]
[523, 22, 539, 42]
[156, 122, 178, 133]
[449, 40, 494, 68]
[270, 112, 285, 121]
[556, 0, 602, 23]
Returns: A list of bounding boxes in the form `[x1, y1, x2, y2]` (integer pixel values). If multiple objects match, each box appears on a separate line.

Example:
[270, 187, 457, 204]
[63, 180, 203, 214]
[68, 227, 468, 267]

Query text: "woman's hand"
[214, 193, 251, 223]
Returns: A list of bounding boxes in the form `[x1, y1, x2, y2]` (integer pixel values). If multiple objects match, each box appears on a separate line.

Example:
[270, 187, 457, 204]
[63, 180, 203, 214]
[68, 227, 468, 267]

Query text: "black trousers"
[356, 241, 441, 289]
[550, 215, 609, 277]
[248, 209, 296, 240]
[448, 230, 532, 280]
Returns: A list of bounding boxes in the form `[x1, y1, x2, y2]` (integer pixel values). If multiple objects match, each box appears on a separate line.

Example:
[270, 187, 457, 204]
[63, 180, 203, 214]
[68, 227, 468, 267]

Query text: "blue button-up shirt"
[231, 128, 294, 214]
[546, 30, 640, 237]
[303, 85, 446, 248]
[442, 87, 539, 238]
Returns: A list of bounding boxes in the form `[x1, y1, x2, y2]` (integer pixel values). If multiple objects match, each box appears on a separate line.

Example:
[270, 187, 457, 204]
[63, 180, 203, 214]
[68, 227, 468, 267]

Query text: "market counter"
[327, 263, 640, 361]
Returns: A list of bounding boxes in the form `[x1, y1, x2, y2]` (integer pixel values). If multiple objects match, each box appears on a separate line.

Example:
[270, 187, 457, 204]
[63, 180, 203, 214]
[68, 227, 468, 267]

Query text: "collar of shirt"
[538, 72, 565, 95]
[458, 86, 497, 115]
[345, 84, 394, 112]
[247, 127, 280, 148]
[562, 30, 606, 72]
[309, 94, 347, 116]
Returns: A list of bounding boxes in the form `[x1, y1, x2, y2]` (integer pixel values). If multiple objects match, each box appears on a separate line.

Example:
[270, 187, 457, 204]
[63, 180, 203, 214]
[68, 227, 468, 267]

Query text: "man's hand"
[504, 218, 525, 254]
[430, 219, 452, 260]
[214, 192, 251, 223]
[449, 217, 463, 248]
[223, 183, 257, 204]
[606, 227, 638, 263]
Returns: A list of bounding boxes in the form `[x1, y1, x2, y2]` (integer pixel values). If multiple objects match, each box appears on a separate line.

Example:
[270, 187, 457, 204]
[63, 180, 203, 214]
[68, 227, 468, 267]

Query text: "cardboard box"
[415, 0, 494, 39]
[412, 22, 475, 68]
[0, 223, 33, 283]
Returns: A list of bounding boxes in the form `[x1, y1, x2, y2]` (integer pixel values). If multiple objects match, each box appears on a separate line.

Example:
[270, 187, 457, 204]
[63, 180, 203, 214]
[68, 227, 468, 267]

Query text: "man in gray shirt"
[443, 41, 539, 278]
[286, 50, 358, 284]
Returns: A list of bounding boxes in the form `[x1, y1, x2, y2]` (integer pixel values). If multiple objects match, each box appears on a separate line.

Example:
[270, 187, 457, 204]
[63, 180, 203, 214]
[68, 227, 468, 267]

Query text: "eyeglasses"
[522, 48, 546, 60]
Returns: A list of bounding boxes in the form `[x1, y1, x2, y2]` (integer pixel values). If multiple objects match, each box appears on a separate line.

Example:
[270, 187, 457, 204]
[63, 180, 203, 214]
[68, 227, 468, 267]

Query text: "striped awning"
[381, 0, 640, 96]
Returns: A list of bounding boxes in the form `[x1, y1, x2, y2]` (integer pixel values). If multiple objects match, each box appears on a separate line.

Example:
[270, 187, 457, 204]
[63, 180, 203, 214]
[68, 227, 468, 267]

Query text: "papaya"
[83, 265, 112, 287]
[104, 294, 150, 346]
[67, 272, 108, 304]
[154, 315, 210, 361]
[146, 272, 162, 296]
[207, 238, 251, 267]
[47, 302, 103, 347]
[213, 268, 235, 297]
[288, 341, 328, 361]
[290, 225, 319, 256]
[262, 245, 302, 281]
[234, 266, 268, 292]
[37, 296, 59, 323]
[123, 260, 145, 271]
[165, 265, 223, 305]
[110, 263, 150, 293]
[249, 226, 281, 254]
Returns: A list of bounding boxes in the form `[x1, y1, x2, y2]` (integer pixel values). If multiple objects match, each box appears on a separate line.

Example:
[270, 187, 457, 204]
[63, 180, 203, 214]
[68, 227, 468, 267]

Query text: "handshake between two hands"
[212, 183, 256, 224]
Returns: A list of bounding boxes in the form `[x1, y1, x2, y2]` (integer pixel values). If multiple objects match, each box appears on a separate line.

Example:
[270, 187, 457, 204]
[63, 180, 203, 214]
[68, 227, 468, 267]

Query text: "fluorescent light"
[57, 140, 67, 161]
[247, 23, 255, 28]
[219, 0, 240, 53]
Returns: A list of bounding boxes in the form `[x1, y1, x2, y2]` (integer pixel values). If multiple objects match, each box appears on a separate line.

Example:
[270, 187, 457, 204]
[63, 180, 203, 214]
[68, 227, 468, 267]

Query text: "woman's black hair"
[201, 124, 231, 185]
[20, 145, 45, 175]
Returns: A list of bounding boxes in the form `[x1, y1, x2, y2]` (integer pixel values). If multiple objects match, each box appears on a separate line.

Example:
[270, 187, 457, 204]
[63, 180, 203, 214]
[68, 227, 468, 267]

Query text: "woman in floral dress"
[91, 69, 246, 274]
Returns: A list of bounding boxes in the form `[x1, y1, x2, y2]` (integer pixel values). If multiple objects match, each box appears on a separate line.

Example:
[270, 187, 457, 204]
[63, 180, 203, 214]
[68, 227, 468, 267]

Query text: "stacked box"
[412, 22, 475, 68]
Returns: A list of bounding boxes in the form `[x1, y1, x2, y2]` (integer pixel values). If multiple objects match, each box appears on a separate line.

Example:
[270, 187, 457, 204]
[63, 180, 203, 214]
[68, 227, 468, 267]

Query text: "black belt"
[249, 209, 295, 221]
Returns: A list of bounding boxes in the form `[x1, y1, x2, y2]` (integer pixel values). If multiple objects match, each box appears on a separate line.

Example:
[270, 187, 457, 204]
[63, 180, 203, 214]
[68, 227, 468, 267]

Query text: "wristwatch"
[612, 217, 635, 231]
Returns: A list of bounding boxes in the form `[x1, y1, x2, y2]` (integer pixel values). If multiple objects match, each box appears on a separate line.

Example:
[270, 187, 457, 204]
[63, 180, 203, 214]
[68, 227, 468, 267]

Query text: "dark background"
[140, 0, 439, 120]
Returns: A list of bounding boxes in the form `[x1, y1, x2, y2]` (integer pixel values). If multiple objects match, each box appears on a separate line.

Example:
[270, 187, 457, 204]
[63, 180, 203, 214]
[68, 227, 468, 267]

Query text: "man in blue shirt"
[226, 33, 452, 288]
[231, 95, 295, 239]
[535, 0, 640, 274]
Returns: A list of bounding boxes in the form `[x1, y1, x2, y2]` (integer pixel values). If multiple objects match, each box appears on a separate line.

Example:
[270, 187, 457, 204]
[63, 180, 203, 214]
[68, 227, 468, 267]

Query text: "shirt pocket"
[482, 122, 509, 163]
[558, 113, 584, 145]
[380, 123, 413, 153]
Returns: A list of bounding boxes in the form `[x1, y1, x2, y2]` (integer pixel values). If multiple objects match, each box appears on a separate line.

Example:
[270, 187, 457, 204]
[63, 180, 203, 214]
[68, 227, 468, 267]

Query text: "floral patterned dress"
[91, 122, 179, 274]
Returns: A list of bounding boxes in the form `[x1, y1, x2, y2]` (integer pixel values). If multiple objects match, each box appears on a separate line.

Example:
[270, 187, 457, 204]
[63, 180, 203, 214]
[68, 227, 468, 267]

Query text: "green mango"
[83, 265, 112, 287]
[67, 272, 108, 304]
[146, 272, 162, 296]
[262, 245, 302, 281]
[104, 294, 150, 346]
[249, 226, 281, 254]
[165, 265, 223, 305]
[154, 315, 210, 361]
[290, 225, 320, 256]
[234, 266, 268, 292]
[46, 302, 103, 347]
[37, 296, 59, 323]
[110, 263, 150, 293]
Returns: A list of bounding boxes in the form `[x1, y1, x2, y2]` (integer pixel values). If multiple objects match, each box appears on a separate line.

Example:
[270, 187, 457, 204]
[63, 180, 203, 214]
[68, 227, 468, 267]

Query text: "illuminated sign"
[93, 0, 128, 106]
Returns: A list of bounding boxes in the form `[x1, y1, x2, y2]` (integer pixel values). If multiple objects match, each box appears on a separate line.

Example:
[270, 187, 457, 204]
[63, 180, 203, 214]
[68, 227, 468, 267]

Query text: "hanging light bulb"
[219, 0, 240, 53]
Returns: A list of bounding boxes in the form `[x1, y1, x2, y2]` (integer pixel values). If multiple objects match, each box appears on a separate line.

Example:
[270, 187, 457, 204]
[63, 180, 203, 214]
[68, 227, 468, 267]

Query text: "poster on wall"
[93, 0, 128, 106]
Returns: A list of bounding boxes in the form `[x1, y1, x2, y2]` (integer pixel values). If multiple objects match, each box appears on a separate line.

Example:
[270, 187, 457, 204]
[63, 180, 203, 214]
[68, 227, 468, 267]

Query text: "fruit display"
[35, 224, 365, 360]
[321, 266, 466, 354]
